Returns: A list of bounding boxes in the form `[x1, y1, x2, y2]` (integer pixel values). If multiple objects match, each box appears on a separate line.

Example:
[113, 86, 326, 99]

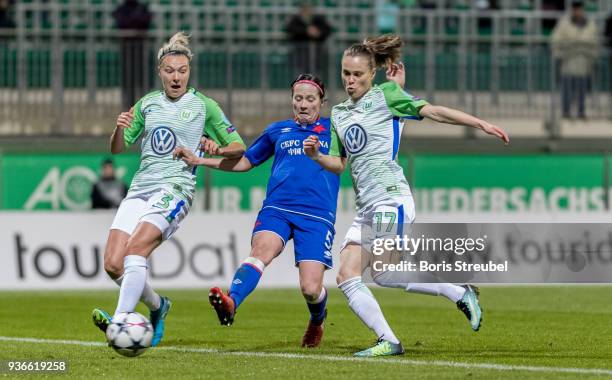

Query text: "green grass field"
[1, 287, 612, 379]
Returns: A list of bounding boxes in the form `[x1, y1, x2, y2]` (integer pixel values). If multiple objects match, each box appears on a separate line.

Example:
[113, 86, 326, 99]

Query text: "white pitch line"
[1, 336, 612, 376]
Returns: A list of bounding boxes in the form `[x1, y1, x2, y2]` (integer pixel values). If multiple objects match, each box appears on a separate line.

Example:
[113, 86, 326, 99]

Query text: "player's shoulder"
[318, 117, 332, 131]
[331, 100, 351, 122]
[264, 119, 293, 134]
[137, 90, 163, 105]
[332, 98, 351, 112]
[189, 88, 218, 106]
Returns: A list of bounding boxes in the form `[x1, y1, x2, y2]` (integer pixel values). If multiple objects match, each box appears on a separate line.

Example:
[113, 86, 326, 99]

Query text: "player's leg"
[298, 262, 327, 347]
[136, 189, 189, 345]
[369, 200, 482, 331]
[293, 217, 332, 347]
[336, 214, 403, 356]
[114, 221, 162, 316]
[337, 243, 403, 357]
[94, 196, 162, 333]
[93, 229, 130, 333]
[209, 208, 288, 326]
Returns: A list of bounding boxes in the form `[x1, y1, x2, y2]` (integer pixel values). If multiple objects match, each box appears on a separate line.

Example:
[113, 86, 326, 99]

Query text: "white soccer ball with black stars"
[105, 312, 153, 357]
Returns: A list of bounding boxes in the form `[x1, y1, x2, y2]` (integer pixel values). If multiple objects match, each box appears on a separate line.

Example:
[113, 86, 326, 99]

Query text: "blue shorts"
[252, 207, 335, 269]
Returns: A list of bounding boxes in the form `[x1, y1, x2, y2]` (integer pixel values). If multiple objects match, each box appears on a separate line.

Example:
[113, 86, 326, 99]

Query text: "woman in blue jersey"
[91, 32, 246, 348]
[174, 74, 344, 348]
[304, 34, 509, 357]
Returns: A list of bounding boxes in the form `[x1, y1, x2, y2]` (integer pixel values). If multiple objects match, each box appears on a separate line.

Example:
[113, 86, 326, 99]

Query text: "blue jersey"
[244, 117, 341, 225]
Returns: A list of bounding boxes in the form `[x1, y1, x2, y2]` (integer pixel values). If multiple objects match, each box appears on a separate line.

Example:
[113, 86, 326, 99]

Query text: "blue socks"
[228, 257, 265, 309]
[306, 287, 327, 325]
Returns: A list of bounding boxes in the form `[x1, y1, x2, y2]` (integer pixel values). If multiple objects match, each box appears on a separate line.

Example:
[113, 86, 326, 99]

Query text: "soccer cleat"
[301, 309, 326, 348]
[150, 296, 172, 347]
[456, 285, 483, 331]
[354, 339, 404, 357]
[92, 308, 112, 333]
[209, 287, 236, 326]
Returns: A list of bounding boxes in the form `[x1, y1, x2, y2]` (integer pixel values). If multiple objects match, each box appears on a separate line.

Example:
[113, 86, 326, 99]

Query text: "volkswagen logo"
[344, 124, 367, 154]
[150, 126, 177, 155]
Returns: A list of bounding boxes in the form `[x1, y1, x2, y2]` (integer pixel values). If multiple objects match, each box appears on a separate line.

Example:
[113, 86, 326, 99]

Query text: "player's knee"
[125, 236, 153, 257]
[300, 281, 322, 302]
[250, 243, 276, 266]
[336, 266, 356, 285]
[104, 255, 123, 278]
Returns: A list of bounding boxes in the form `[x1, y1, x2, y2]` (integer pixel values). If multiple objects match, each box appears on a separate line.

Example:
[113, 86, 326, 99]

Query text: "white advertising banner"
[2, 211, 611, 289]
[0, 212, 356, 290]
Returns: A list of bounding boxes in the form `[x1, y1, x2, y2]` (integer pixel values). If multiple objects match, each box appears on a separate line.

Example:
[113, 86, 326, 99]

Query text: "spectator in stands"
[286, 2, 332, 82]
[376, 0, 399, 34]
[91, 159, 127, 209]
[551, 1, 598, 120]
[113, 0, 152, 110]
[605, 12, 612, 118]
[0, 0, 14, 29]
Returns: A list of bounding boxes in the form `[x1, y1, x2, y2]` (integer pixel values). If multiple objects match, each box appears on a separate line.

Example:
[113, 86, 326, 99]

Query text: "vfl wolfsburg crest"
[178, 109, 195, 122]
[344, 124, 368, 154]
[150, 126, 177, 155]
[364, 101, 373, 111]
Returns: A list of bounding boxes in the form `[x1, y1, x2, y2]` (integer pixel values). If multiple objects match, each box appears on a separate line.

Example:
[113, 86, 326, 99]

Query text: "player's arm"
[381, 78, 509, 145]
[418, 105, 509, 144]
[303, 126, 347, 174]
[110, 102, 145, 154]
[201, 96, 246, 158]
[173, 147, 253, 172]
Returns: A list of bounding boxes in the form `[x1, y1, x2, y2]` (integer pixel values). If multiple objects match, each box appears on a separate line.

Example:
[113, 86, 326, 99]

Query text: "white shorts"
[110, 188, 190, 241]
[340, 195, 416, 253]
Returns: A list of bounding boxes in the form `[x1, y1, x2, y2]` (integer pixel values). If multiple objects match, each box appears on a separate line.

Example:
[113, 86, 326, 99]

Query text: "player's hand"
[386, 62, 405, 89]
[173, 147, 201, 166]
[480, 121, 510, 145]
[303, 135, 321, 160]
[200, 136, 221, 156]
[116, 107, 134, 130]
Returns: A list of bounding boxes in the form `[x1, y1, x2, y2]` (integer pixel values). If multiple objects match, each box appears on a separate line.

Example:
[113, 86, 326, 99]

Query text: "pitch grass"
[0, 287, 611, 379]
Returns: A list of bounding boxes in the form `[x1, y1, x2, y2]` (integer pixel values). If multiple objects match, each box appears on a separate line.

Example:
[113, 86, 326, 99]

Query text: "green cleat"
[456, 285, 483, 331]
[150, 296, 172, 347]
[92, 308, 112, 333]
[354, 339, 404, 357]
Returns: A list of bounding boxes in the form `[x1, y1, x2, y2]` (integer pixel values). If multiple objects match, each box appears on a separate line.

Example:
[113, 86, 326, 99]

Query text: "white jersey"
[331, 81, 428, 212]
[124, 88, 244, 202]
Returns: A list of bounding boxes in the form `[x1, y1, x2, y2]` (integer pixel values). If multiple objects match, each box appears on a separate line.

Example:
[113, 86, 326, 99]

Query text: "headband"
[293, 80, 324, 96]
[158, 50, 191, 62]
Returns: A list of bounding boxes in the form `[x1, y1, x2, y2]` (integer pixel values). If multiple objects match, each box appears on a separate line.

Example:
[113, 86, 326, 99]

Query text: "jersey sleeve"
[244, 127, 275, 166]
[328, 119, 346, 157]
[202, 96, 245, 148]
[379, 81, 429, 120]
[123, 98, 145, 148]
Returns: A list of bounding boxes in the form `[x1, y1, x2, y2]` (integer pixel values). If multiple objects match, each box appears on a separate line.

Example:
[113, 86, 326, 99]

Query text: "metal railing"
[0, 2, 609, 137]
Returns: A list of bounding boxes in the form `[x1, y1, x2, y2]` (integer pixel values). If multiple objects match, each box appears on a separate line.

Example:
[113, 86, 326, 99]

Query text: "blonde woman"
[91, 32, 245, 347]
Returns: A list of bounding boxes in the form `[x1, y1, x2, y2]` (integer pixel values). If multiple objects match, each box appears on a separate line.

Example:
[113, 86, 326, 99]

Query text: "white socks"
[114, 255, 148, 316]
[372, 271, 466, 303]
[405, 283, 466, 303]
[338, 277, 400, 344]
[113, 267, 161, 312]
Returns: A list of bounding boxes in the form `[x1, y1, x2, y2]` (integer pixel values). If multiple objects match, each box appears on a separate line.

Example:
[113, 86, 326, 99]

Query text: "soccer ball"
[105, 312, 153, 357]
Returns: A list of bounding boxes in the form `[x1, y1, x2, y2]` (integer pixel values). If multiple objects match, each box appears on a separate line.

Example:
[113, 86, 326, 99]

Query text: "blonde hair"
[344, 34, 403, 70]
[157, 32, 193, 63]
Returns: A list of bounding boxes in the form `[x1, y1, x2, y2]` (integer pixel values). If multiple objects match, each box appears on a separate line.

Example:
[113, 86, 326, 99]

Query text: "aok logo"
[150, 126, 176, 155]
[344, 124, 368, 154]
[24, 166, 127, 210]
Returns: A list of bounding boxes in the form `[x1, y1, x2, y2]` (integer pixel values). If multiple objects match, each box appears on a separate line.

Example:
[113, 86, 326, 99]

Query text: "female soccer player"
[304, 34, 509, 357]
[173, 74, 343, 348]
[91, 32, 245, 347]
